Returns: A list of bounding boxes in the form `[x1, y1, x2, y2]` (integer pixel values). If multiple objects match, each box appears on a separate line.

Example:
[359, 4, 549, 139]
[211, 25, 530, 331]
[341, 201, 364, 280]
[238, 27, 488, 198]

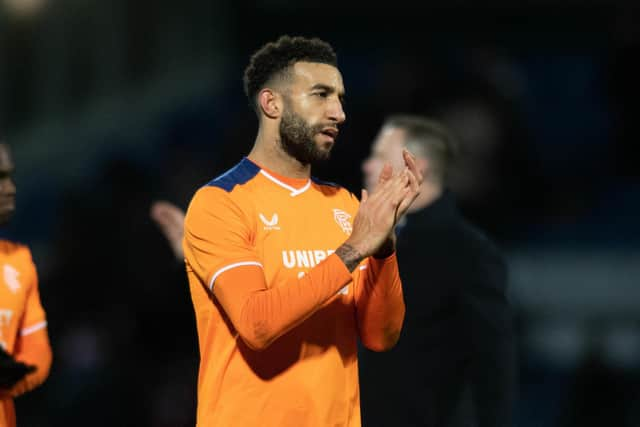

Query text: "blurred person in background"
[0, 143, 52, 427]
[359, 115, 515, 427]
[182, 35, 421, 427]
[426, 77, 540, 243]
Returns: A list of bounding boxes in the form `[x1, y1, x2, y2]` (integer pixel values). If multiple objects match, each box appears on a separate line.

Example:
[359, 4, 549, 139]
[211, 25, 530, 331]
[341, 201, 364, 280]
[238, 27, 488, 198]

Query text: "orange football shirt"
[0, 241, 48, 427]
[184, 158, 405, 427]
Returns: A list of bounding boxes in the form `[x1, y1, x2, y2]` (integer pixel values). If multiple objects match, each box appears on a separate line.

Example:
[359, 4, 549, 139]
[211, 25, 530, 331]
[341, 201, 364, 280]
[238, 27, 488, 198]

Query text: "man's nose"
[327, 99, 346, 124]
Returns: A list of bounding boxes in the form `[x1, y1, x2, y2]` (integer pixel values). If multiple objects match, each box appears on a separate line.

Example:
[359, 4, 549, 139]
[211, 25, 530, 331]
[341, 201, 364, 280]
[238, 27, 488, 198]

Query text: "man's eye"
[314, 91, 328, 98]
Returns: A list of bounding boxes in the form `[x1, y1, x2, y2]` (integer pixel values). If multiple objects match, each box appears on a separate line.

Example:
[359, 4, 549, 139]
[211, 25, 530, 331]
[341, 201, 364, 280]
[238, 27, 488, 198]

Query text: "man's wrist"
[335, 242, 366, 272]
[372, 235, 396, 259]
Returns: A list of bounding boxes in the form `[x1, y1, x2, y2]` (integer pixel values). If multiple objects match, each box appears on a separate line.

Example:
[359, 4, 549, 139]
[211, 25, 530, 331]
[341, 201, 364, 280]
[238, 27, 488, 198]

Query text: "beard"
[279, 107, 333, 165]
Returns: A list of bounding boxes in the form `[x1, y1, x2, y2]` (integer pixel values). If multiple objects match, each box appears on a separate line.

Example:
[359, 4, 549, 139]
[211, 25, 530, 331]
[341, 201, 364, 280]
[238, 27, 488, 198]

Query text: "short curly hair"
[243, 35, 338, 114]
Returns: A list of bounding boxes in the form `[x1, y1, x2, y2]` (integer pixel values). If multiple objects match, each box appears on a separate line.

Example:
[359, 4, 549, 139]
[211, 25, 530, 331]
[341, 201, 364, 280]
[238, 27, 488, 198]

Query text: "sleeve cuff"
[369, 251, 397, 265]
[329, 252, 355, 281]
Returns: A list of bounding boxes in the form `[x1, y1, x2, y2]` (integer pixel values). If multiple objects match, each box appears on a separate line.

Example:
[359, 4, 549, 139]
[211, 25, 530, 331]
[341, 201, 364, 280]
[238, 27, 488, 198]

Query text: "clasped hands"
[348, 149, 423, 259]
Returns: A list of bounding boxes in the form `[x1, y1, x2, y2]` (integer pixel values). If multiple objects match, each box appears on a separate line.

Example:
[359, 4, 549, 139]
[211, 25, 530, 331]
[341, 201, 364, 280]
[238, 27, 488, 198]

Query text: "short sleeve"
[183, 186, 260, 291]
[20, 249, 47, 336]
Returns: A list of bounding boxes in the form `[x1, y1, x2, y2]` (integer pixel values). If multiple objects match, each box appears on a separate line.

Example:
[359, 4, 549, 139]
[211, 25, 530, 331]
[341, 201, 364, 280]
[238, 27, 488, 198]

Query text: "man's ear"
[258, 88, 282, 119]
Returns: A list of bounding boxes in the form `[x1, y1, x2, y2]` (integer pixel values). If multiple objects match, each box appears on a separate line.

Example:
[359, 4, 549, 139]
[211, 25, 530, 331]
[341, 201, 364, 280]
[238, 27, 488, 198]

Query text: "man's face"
[0, 144, 16, 225]
[362, 126, 407, 192]
[278, 62, 346, 165]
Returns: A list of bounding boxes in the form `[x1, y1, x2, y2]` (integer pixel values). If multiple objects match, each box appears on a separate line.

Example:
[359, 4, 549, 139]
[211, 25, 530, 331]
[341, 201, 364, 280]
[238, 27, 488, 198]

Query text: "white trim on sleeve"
[21, 321, 47, 336]
[209, 261, 263, 290]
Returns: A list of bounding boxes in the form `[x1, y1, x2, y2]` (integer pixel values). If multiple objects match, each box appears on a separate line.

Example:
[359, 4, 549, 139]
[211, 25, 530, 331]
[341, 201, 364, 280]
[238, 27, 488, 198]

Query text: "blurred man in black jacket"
[359, 115, 516, 427]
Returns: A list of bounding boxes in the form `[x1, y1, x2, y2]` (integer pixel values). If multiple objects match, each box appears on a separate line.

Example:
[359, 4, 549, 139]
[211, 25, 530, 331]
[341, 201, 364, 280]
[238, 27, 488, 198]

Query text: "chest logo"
[259, 213, 280, 230]
[3, 264, 21, 294]
[333, 209, 352, 235]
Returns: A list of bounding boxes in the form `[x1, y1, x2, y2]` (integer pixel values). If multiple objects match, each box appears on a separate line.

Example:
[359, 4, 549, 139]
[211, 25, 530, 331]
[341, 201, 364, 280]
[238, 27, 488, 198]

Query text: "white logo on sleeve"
[3, 264, 20, 294]
[259, 213, 280, 230]
[333, 209, 352, 235]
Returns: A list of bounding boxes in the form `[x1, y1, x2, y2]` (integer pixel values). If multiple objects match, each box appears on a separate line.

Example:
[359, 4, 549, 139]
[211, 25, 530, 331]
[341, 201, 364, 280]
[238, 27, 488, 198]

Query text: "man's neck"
[247, 126, 311, 179]
[407, 182, 443, 214]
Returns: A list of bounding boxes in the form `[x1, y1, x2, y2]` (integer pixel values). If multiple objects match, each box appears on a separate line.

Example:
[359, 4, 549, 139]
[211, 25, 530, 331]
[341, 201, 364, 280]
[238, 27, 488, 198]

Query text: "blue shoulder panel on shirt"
[207, 157, 260, 192]
[311, 176, 340, 188]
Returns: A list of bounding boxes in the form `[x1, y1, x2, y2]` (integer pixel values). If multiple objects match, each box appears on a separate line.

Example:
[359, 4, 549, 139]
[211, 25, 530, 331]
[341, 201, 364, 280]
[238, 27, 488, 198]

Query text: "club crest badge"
[333, 209, 352, 235]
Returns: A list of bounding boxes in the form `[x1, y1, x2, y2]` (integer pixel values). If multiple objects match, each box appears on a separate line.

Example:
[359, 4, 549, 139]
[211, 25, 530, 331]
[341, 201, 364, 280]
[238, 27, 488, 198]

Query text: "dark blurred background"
[2, 1, 640, 426]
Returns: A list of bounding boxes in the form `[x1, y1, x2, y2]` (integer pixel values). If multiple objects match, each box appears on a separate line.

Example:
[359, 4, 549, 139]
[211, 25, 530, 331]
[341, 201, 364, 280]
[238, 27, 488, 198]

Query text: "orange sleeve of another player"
[6, 251, 51, 397]
[7, 329, 52, 397]
[355, 252, 405, 352]
[184, 187, 353, 350]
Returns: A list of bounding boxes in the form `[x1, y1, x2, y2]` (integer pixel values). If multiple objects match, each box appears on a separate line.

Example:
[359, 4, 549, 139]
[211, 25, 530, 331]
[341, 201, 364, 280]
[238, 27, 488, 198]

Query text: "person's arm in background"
[355, 150, 422, 352]
[150, 200, 186, 261]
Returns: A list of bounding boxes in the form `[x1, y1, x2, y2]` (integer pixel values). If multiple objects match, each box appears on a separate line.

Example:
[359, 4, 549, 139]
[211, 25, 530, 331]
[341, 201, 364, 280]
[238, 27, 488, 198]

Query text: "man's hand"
[0, 347, 35, 389]
[368, 149, 422, 259]
[396, 149, 423, 216]
[150, 200, 186, 261]
[378, 149, 423, 220]
[336, 169, 413, 271]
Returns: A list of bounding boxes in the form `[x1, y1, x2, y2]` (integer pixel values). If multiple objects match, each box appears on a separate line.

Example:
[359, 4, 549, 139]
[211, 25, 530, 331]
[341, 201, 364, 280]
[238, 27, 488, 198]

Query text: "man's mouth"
[319, 128, 339, 141]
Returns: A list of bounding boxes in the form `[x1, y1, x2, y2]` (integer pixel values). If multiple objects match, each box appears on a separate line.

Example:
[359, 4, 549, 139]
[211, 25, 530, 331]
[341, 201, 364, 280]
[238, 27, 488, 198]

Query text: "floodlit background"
[2, 1, 640, 426]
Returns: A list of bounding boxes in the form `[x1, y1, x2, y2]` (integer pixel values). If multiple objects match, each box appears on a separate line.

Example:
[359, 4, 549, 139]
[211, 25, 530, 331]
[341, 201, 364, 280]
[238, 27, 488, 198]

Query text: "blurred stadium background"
[2, 1, 640, 426]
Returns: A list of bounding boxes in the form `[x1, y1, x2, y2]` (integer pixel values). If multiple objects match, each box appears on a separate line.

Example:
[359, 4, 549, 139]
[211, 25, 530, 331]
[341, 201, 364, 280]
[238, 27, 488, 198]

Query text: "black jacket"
[359, 191, 516, 427]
